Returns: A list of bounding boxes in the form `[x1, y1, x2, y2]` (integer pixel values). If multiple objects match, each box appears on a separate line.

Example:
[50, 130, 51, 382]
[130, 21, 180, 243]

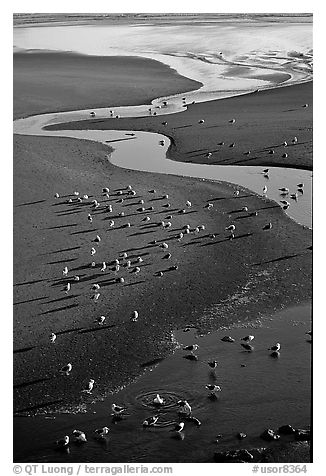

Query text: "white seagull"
[50, 333, 56, 343]
[95, 427, 110, 438]
[177, 400, 192, 415]
[62, 266, 68, 276]
[242, 335, 254, 343]
[269, 343, 281, 352]
[95, 315, 106, 325]
[153, 394, 164, 405]
[64, 283, 71, 293]
[72, 429, 87, 443]
[131, 310, 139, 322]
[60, 363, 72, 375]
[111, 403, 126, 416]
[82, 379, 95, 394]
[143, 415, 159, 427]
[56, 435, 69, 448]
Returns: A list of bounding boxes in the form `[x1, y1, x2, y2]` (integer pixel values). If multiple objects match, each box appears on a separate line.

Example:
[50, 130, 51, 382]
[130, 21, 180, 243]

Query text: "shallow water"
[14, 303, 311, 462]
[14, 115, 312, 228]
[13, 15, 312, 107]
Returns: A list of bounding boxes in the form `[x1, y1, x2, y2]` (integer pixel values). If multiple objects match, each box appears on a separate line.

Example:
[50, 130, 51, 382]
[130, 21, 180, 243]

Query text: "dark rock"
[237, 432, 247, 439]
[260, 429, 280, 441]
[214, 449, 254, 463]
[295, 429, 310, 441]
[278, 425, 295, 435]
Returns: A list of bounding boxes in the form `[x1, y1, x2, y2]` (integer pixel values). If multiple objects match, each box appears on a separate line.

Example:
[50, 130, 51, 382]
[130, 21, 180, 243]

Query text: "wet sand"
[50, 81, 312, 171]
[13, 51, 312, 461]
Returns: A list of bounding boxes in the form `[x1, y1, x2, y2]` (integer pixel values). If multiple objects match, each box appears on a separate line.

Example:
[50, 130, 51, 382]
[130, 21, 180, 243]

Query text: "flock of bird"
[48, 103, 309, 451]
[50, 161, 307, 450]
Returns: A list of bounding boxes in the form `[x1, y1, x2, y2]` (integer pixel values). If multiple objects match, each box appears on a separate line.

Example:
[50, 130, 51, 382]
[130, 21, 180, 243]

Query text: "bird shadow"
[70, 229, 96, 236]
[40, 303, 79, 315]
[13, 346, 36, 354]
[14, 296, 49, 306]
[78, 325, 116, 334]
[47, 257, 77, 265]
[16, 199, 46, 207]
[45, 295, 80, 305]
[14, 376, 53, 390]
[45, 223, 79, 230]
[46, 246, 81, 255]
[14, 278, 47, 286]
[251, 253, 300, 266]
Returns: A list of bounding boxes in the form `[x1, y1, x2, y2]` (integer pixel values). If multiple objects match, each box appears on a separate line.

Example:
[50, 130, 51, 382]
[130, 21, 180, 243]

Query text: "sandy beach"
[13, 43, 312, 462]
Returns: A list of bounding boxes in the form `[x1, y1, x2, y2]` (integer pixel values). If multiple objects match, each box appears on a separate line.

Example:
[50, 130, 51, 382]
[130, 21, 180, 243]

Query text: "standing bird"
[234, 190, 240, 197]
[92, 284, 100, 291]
[50, 333, 56, 344]
[177, 400, 192, 415]
[143, 415, 159, 427]
[269, 343, 281, 352]
[82, 379, 95, 394]
[95, 315, 106, 325]
[87, 214, 93, 223]
[60, 363, 72, 375]
[94, 235, 101, 244]
[208, 360, 218, 370]
[242, 335, 254, 343]
[91, 247, 96, 256]
[186, 201, 192, 207]
[95, 427, 110, 439]
[183, 344, 199, 354]
[292, 137, 298, 144]
[92, 293, 100, 302]
[111, 404, 126, 416]
[263, 186, 267, 194]
[64, 283, 71, 294]
[62, 267, 68, 277]
[153, 394, 164, 406]
[56, 435, 69, 448]
[54, 193, 60, 199]
[101, 262, 107, 272]
[206, 384, 221, 395]
[72, 430, 87, 443]
[263, 222, 273, 230]
[172, 422, 185, 433]
[131, 310, 139, 322]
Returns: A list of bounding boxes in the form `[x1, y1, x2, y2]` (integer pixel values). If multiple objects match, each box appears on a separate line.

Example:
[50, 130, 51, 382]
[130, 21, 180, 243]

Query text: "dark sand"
[14, 53, 312, 421]
[13, 51, 202, 119]
[50, 81, 312, 171]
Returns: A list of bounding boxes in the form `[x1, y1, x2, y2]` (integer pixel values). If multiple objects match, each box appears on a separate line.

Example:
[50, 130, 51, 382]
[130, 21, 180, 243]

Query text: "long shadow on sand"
[78, 324, 116, 334]
[251, 253, 301, 266]
[14, 296, 49, 306]
[16, 199, 47, 207]
[13, 346, 36, 354]
[14, 376, 53, 389]
[40, 303, 79, 315]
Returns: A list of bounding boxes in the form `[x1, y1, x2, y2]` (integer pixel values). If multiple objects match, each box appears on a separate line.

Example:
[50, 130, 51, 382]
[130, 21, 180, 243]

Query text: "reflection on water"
[14, 303, 311, 462]
[14, 114, 312, 228]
